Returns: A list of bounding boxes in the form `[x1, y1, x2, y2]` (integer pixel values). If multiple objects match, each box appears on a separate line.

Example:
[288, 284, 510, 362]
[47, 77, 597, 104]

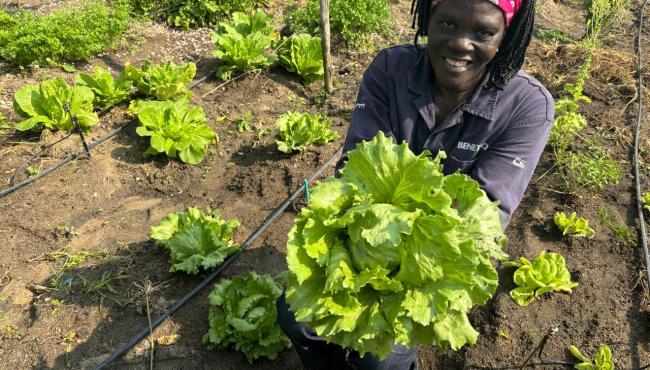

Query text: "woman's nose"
[447, 34, 474, 54]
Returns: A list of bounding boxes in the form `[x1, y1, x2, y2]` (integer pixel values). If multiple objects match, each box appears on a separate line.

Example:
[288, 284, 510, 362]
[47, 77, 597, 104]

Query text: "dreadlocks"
[410, 0, 536, 89]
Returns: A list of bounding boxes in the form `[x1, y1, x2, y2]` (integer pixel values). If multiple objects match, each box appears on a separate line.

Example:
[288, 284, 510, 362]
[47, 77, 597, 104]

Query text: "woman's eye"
[477, 30, 495, 39]
[440, 21, 454, 30]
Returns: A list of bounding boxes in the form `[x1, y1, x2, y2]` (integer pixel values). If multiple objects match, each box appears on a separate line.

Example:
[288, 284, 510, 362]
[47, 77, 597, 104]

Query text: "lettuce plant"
[123, 60, 196, 100]
[643, 192, 650, 212]
[277, 34, 323, 83]
[275, 111, 338, 153]
[554, 212, 596, 238]
[75, 66, 133, 109]
[150, 207, 240, 274]
[131, 98, 216, 165]
[212, 11, 279, 80]
[507, 251, 579, 306]
[13, 77, 98, 132]
[569, 344, 614, 370]
[203, 272, 291, 363]
[286, 133, 507, 359]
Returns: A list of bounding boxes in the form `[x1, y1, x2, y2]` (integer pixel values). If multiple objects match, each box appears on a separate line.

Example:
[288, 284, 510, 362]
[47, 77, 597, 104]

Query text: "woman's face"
[427, 0, 506, 93]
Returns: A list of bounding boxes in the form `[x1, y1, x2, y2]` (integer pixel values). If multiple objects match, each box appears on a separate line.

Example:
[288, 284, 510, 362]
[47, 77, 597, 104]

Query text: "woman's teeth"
[444, 57, 470, 67]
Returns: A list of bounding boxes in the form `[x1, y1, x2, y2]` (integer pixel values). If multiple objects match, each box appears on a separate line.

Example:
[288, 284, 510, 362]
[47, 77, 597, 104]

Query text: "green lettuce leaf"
[75, 66, 133, 109]
[277, 34, 324, 83]
[508, 251, 579, 306]
[13, 77, 98, 132]
[203, 272, 291, 363]
[285, 132, 507, 359]
[554, 212, 595, 238]
[211, 10, 278, 80]
[569, 344, 615, 370]
[275, 111, 339, 153]
[150, 207, 240, 274]
[131, 97, 216, 164]
[123, 60, 196, 100]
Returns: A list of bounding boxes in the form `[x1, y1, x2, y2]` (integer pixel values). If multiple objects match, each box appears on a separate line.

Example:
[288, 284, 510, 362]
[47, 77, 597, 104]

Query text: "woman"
[278, 0, 554, 369]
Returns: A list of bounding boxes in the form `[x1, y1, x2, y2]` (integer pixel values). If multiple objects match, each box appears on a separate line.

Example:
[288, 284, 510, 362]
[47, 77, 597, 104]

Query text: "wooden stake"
[320, 0, 333, 93]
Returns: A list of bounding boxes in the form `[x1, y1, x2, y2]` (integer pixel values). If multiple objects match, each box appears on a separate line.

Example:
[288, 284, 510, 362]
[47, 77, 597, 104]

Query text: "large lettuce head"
[285, 132, 507, 359]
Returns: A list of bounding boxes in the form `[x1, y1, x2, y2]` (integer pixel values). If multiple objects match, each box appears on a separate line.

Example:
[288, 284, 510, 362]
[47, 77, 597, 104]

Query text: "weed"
[26, 165, 39, 178]
[81, 272, 129, 295]
[557, 142, 622, 192]
[524, 328, 539, 343]
[49, 298, 64, 316]
[585, 0, 630, 42]
[234, 111, 254, 133]
[0, 113, 10, 137]
[535, 28, 574, 44]
[598, 207, 637, 247]
[48, 247, 108, 270]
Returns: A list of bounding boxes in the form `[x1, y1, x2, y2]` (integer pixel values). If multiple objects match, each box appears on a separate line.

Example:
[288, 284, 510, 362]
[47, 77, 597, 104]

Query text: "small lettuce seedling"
[150, 207, 240, 274]
[554, 212, 596, 238]
[507, 251, 579, 306]
[569, 344, 614, 370]
[131, 98, 216, 165]
[278, 34, 324, 83]
[13, 77, 98, 132]
[275, 111, 338, 153]
[123, 60, 196, 100]
[212, 10, 279, 80]
[75, 66, 133, 109]
[203, 272, 291, 363]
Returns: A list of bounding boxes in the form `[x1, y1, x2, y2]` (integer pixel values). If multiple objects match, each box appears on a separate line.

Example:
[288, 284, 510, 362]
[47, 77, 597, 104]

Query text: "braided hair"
[410, 0, 536, 88]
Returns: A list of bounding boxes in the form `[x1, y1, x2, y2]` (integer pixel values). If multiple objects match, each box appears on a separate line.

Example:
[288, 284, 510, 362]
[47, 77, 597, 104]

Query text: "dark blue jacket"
[339, 45, 555, 228]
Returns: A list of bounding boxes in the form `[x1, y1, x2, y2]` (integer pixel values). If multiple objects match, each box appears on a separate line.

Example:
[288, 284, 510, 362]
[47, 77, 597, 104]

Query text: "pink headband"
[431, 0, 523, 26]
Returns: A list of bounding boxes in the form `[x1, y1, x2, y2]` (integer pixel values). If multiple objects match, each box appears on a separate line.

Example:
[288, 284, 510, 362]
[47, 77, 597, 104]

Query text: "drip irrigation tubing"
[0, 70, 218, 200]
[634, 0, 650, 302]
[93, 146, 343, 370]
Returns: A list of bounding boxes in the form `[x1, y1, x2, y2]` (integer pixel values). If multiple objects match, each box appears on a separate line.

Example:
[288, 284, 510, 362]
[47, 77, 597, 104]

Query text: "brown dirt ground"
[0, 0, 650, 369]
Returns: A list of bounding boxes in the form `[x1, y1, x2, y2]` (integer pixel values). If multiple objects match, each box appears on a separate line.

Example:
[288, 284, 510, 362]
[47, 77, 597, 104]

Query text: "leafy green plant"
[203, 272, 291, 363]
[506, 251, 579, 306]
[0, 113, 10, 137]
[129, 0, 267, 29]
[150, 207, 240, 274]
[284, 0, 391, 46]
[123, 60, 196, 100]
[13, 77, 99, 132]
[212, 11, 279, 80]
[275, 111, 338, 153]
[569, 344, 614, 370]
[558, 143, 622, 191]
[131, 98, 216, 164]
[75, 66, 133, 109]
[535, 28, 574, 44]
[0, 2, 129, 66]
[643, 192, 650, 212]
[553, 212, 596, 238]
[277, 34, 323, 83]
[234, 111, 254, 133]
[585, 0, 630, 42]
[286, 133, 507, 359]
[549, 52, 592, 151]
[598, 207, 637, 247]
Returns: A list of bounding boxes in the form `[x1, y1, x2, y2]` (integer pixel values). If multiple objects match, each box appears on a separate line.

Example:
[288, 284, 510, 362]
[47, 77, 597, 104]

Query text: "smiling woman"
[277, 0, 554, 369]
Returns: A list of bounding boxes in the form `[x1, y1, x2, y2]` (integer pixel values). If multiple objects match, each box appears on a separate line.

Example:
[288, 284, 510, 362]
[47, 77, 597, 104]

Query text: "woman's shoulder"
[500, 71, 555, 123]
[368, 44, 426, 71]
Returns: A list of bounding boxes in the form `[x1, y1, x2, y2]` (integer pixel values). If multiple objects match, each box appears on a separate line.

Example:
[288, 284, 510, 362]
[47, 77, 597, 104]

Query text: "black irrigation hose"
[0, 120, 137, 198]
[93, 146, 344, 370]
[634, 0, 650, 303]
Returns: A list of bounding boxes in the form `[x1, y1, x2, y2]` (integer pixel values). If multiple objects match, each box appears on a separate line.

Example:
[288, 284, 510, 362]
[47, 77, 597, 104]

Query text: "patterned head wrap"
[431, 0, 523, 25]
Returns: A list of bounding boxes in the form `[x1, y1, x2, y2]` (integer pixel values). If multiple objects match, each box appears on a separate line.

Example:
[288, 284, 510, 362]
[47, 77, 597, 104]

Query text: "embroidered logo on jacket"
[457, 142, 489, 152]
[512, 157, 526, 169]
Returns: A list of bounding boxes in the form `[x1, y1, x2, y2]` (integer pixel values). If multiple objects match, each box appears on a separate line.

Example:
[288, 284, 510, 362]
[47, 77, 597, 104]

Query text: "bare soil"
[1, 0, 649, 369]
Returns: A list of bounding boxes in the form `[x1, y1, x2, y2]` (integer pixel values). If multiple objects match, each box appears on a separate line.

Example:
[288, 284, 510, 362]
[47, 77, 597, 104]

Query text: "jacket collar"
[407, 47, 499, 122]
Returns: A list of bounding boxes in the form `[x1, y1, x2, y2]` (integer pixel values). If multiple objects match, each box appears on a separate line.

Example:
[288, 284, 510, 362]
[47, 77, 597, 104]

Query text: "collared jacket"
[339, 45, 555, 228]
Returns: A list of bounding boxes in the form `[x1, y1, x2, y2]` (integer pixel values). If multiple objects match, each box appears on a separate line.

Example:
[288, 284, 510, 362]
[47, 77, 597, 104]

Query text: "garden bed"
[0, 0, 649, 369]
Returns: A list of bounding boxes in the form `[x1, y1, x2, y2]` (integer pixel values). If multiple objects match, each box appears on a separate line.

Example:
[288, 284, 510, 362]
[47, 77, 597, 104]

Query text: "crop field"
[0, 0, 649, 369]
